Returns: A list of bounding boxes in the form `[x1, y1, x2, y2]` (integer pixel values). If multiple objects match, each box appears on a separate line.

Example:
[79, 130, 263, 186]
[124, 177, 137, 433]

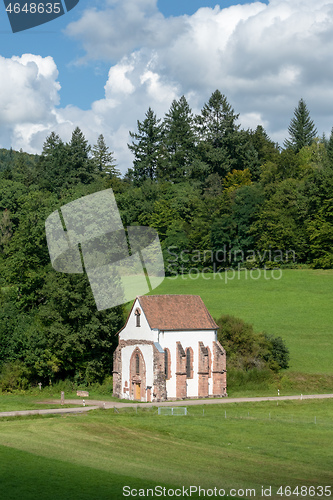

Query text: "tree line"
[0, 90, 332, 388]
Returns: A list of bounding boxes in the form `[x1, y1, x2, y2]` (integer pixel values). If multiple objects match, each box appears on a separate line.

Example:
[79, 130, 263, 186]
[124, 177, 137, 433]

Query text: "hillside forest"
[0, 90, 332, 388]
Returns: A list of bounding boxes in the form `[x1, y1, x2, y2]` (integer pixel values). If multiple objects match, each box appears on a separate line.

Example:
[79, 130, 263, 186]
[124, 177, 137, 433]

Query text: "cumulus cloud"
[64, 0, 333, 152]
[0, 54, 60, 125]
[65, 0, 184, 62]
[2, 0, 333, 174]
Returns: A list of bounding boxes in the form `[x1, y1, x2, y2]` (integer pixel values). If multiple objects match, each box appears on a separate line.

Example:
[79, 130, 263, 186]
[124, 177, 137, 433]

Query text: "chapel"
[112, 294, 227, 401]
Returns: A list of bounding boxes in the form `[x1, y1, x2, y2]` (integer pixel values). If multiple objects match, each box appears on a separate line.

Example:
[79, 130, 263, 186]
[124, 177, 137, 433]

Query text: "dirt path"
[0, 393, 332, 418]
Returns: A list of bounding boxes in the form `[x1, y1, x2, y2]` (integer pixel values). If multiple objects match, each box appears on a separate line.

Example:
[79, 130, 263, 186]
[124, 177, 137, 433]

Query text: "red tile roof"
[137, 294, 218, 331]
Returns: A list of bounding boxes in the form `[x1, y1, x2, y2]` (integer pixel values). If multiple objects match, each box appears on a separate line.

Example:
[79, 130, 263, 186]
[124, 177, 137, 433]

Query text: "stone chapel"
[112, 294, 227, 402]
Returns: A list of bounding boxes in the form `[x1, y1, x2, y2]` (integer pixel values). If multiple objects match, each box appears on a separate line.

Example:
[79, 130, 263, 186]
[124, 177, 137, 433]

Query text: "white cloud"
[105, 60, 136, 97]
[0, 54, 60, 125]
[65, 0, 184, 62]
[63, 0, 333, 150]
[2, 0, 333, 174]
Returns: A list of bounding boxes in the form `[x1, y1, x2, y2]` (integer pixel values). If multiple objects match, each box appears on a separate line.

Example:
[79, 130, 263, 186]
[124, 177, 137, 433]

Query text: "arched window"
[186, 348, 192, 379]
[135, 353, 140, 375]
[134, 308, 141, 327]
[164, 349, 170, 380]
[207, 346, 212, 378]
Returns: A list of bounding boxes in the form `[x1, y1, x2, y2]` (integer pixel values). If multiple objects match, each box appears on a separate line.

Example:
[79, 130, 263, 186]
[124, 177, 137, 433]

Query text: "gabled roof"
[136, 294, 218, 331]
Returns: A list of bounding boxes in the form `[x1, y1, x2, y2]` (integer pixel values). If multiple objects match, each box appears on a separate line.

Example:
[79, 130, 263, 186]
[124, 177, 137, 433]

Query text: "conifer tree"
[92, 134, 119, 176]
[128, 107, 164, 185]
[284, 98, 317, 152]
[196, 90, 240, 177]
[197, 90, 239, 146]
[162, 95, 196, 181]
[36, 132, 67, 192]
[326, 127, 333, 166]
[67, 127, 95, 185]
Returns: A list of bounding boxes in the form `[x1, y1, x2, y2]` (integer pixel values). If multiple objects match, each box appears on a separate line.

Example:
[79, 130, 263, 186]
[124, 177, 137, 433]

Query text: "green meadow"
[149, 269, 333, 375]
[1, 268, 332, 499]
[0, 400, 332, 500]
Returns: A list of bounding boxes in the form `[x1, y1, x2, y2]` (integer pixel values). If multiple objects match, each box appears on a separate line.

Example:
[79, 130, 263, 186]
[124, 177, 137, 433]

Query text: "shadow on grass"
[0, 445, 244, 500]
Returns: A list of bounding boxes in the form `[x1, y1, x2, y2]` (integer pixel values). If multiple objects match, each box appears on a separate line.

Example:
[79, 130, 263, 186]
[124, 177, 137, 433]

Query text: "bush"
[216, 314, 289, 372]
[263, 334, 290, 370]
[0, 361, 31, 392]
[227, 367, 275, 393]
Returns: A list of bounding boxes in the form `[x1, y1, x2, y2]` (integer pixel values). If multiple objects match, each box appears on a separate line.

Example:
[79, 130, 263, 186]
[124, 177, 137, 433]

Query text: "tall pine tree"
[92, 134, 119, 177]
[36, 132, 68, 192]
[128, 107, 164, 185]
[161, 95, 196, 182]
[196, 90, 240, 178]
[67, 127, 95, 185]
[284, 98, 317, 152]
[197, 90, 239, 146]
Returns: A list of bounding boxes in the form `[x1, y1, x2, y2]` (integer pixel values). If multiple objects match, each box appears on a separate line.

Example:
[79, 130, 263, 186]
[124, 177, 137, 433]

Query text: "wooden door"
[135, 383, 141, 400]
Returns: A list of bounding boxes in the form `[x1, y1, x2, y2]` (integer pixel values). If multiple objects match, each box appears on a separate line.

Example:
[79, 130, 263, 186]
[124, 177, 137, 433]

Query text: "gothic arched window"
[186, 348, 192, 379]
[134, 308, 141, 327]
[164, 348, 170, 380]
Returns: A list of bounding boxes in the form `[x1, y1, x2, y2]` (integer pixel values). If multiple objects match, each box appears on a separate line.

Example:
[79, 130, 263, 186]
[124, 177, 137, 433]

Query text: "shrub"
[0, 360, 31, 392]
[263, 334, 290, 370]
[216, 314, 289, 372]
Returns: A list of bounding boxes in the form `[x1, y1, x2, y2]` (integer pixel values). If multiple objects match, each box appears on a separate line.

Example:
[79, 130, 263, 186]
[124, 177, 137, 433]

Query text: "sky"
[0, 0, 332, 174]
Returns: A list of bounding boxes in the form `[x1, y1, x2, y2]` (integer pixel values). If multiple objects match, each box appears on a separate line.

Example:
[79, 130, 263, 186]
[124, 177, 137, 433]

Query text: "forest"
[0, 90, 332, 388]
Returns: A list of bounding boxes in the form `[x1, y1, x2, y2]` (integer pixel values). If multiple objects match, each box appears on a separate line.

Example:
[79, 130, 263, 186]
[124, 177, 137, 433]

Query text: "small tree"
[263, 334, 290, 370]
[284, 98, 317, 153]
[91, 134, 119, 176]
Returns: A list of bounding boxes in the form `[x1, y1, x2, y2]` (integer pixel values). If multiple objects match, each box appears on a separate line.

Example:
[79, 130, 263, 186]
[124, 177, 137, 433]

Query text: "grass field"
[147, 269, 333, 375]
[0, 399, 332, 500]
[1, 269, 332, 499]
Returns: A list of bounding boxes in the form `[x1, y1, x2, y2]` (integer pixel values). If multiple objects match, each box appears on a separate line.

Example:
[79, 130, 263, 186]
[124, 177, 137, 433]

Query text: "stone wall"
[212, 340, 227, 396]
[153, 345, 167, 401]
[176, 341, 187, 399]
[112, 346, 122, 398]
[113, 339, 167, 402]
[198, 341, 209, 397]
[113, 334, 227, 401]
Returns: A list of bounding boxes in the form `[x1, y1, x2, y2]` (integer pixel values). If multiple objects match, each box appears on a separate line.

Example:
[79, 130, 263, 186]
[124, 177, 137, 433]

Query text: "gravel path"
[0, 393, 332, 418]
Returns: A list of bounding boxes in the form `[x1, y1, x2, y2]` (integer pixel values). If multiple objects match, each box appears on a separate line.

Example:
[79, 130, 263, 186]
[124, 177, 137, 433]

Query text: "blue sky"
[0, 0, 332, 173]
[0, 0, 269, 109]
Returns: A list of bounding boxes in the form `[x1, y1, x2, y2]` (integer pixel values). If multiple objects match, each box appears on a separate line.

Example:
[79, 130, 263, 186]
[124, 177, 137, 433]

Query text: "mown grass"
[0, 399, 332, 500]
[148, 269, 333, 374]
[0, 392, 80, 411]
[1, 268, 332, 409]
[0, 268, 331, 499]
[0, 387, 130, 412]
